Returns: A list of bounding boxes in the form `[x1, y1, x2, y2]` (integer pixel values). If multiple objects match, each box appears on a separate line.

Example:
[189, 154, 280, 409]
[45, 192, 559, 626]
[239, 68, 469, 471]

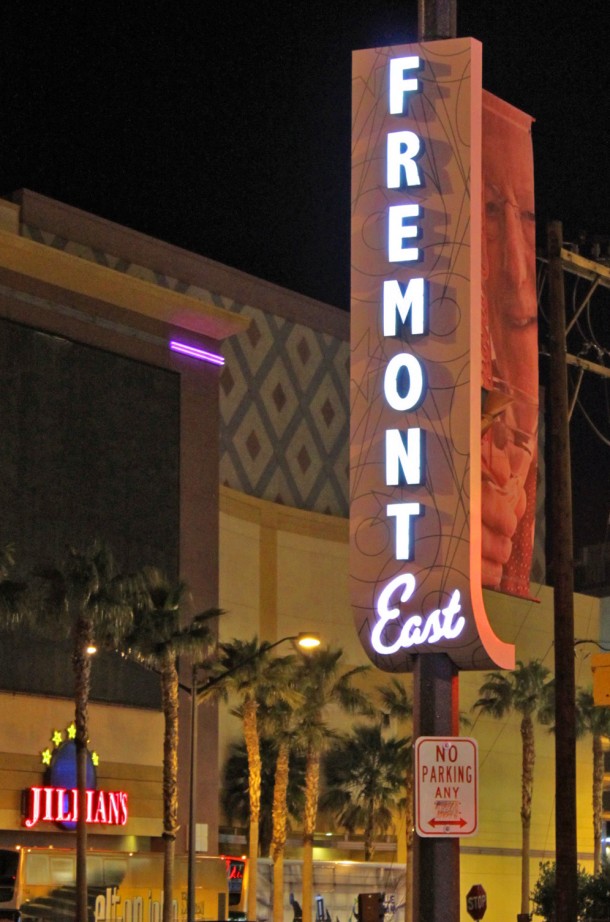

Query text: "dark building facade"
[0, 189, 247, 854]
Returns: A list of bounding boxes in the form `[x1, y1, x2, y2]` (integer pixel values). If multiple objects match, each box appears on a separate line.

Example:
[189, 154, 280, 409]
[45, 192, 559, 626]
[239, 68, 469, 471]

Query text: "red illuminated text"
[24, 786, 128, 828]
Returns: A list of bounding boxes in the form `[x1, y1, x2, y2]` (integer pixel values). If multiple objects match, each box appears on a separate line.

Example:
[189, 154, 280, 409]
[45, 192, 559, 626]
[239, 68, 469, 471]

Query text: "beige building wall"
[219, 485, 603, 920]
[460, 588, 600, 916]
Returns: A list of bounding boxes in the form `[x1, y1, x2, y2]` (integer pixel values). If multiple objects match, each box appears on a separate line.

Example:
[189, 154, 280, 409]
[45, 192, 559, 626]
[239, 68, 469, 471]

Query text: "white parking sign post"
[415, 737, 478, 837]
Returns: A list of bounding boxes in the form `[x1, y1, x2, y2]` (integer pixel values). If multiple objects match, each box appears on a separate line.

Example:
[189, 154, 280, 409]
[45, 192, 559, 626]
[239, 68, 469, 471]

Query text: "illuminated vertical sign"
[350, 39, 515, 672]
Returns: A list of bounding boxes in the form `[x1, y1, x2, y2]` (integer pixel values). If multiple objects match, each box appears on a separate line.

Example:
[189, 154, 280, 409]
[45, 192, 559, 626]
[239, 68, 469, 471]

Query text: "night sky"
[2, 0, 609, 556]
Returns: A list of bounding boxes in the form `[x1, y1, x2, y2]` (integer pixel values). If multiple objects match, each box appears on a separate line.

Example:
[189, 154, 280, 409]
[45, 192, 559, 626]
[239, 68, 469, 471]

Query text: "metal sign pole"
[411, 10, 460, 922]
[412, 654, 460, 922]
[417, 0, 457, 40]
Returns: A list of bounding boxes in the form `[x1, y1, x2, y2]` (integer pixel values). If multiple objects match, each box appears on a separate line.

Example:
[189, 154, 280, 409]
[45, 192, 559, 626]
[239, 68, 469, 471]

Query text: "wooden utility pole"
[547, 220, 578, 922]
[417, 0, 456, 40]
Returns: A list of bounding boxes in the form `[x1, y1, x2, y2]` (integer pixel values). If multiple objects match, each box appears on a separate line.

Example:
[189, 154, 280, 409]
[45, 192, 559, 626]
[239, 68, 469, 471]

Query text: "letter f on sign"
[389, 56, 421, 115]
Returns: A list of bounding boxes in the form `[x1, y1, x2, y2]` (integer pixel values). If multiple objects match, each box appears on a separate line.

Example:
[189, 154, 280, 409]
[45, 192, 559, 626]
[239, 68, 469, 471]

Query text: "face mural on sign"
[481, 97, 538, 598]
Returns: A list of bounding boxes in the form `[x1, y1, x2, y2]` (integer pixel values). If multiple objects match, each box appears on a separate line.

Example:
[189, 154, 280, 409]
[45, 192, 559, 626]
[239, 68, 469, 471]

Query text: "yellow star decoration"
[38, 723, 99, 768]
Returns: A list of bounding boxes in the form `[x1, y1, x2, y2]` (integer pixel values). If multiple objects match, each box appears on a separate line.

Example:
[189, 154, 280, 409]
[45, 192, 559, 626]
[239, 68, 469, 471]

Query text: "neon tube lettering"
[23, 786, 129, 827]
[385, 428, 424, 486]
[387, 131, 423, 188]
[372, 575, 464, 655]
[389, 56, 421, 115]
[383, 278, 426, 336]
[384, 353, 425, 411]
[370, 50, 466, 656]
[388, 204, 421, 262]
[387, 503, 422, 559]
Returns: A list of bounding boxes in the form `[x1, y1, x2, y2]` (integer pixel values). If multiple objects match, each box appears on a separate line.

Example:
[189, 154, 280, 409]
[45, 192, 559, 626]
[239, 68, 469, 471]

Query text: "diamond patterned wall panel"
[219, 305, 349, 515]
[23, 222, 546, 568]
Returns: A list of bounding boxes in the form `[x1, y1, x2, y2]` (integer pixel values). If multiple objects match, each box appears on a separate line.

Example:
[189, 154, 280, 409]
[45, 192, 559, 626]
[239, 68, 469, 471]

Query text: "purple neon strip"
[169, 340, 225, 366]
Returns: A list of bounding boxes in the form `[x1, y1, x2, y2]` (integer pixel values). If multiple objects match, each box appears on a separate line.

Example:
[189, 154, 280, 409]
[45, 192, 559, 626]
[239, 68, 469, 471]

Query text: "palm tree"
[378, 678, 414, 922]
[121, 568, 220, 922]
[576, 688, 610, 872]
[320, 722, 408, 861]
[0, 543, 26, 624]
[214, 637, 296, 922]
[0, 544, 12, 574]
[262, 663, 305, 922]
[473, 659, 554, 917]
[27, 542, 141, 922]
[221, 738, 306, 857]
[271, 727, 294, 922]
[296, 648, 372, 922]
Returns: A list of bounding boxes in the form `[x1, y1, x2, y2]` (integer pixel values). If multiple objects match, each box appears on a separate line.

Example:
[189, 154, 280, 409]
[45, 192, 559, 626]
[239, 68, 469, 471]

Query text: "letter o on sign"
[466, 884, 487, 920]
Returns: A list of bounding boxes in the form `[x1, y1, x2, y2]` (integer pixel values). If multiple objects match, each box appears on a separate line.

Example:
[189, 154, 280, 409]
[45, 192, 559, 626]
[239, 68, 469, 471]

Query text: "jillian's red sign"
[24, 785, 128, 828]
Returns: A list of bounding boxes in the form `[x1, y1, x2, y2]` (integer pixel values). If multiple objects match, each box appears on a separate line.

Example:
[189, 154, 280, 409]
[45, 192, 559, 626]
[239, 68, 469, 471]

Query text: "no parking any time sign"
[414, 737, 478, 837]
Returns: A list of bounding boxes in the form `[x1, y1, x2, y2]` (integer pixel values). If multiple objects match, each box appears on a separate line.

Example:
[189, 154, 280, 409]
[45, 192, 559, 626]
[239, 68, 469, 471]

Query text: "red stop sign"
[466, 884, 487, 920]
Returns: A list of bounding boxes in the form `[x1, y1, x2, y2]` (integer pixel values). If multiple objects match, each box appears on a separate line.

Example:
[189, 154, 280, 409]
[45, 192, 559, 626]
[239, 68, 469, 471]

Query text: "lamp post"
[186, 632, 320, 922]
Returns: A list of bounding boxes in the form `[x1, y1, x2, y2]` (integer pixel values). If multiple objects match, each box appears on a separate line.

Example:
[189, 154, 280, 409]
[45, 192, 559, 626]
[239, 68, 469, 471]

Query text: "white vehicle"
[256, 859, 406, 922]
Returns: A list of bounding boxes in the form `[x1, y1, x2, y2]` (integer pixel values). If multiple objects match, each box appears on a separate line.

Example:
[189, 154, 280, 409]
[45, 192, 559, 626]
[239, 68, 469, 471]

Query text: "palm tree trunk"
[406, 832, 414, 922]
[272, 741, 290, 922]
[273, 851, 285, 922]
[243, 700, 261, 922]
[161, 658, 179, 922]
[163, 833, 176, 922]
[520, 715, 535, 917]
[364, 801, 375, 862]
[593, 733, 604, 873]
[302, 750, 320, 922]
[405, 778, 414, 922]
[73, 615, 91, 922]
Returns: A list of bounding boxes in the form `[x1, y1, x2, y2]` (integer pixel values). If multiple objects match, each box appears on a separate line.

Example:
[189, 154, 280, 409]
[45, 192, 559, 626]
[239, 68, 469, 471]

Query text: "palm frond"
[0, 579, 28, 628]
[472, 671, 514, 718]
[0, 543, 15, 579]
[377, 677, 413, 723]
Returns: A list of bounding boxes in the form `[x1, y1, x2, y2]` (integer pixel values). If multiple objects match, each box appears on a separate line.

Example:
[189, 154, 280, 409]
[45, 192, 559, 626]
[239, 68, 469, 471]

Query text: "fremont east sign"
[350, 38, 515, 674]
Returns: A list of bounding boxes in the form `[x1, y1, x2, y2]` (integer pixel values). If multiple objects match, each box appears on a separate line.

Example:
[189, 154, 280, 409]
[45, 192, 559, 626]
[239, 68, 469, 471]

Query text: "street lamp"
[186, 632, 320, 922]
